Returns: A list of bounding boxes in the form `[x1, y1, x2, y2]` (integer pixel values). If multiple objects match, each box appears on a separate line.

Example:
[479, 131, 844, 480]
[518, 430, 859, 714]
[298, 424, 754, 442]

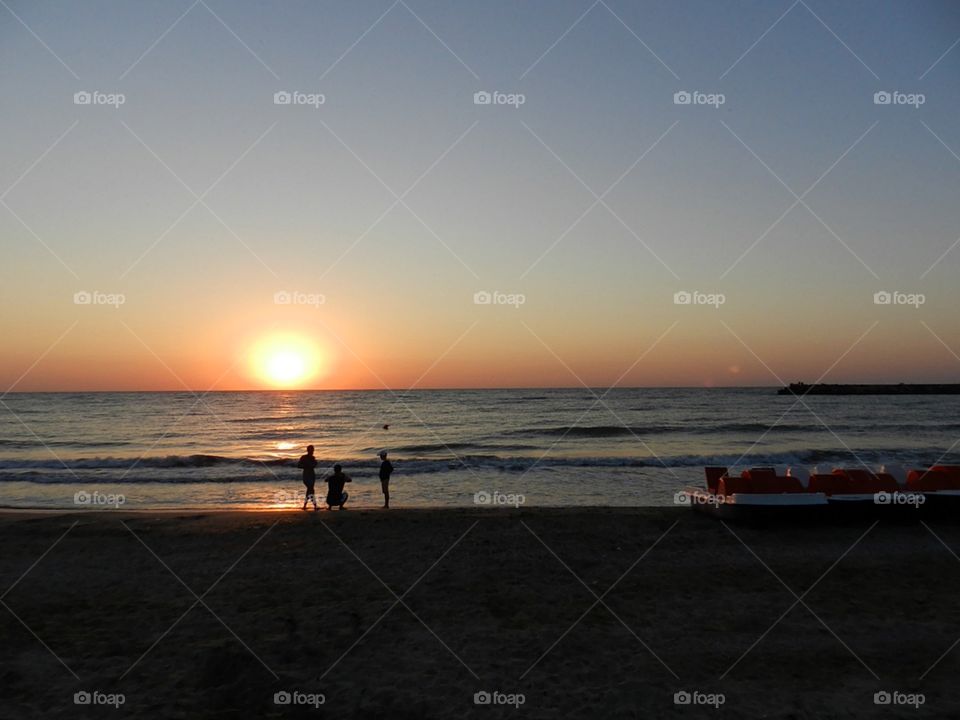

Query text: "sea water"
[0, 388, 957, 509]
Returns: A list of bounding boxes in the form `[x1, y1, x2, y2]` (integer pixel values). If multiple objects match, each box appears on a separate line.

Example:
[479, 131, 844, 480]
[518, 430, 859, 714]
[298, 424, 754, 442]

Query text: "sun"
[267, 350, 306, 384]
[250, 333, 326, 388]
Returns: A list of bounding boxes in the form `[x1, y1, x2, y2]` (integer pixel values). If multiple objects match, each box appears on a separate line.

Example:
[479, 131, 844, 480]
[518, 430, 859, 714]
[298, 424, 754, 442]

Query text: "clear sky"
[1, 0, 959, 390]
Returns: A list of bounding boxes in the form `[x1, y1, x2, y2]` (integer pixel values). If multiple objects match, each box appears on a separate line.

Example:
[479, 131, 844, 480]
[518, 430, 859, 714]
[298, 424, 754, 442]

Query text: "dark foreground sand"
[2, 507, 960, 719]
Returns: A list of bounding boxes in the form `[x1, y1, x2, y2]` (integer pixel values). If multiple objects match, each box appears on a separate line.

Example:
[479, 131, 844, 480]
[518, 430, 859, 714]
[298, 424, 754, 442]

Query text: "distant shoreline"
[779, 383, 960, 396]
[0, 506, 661, 516]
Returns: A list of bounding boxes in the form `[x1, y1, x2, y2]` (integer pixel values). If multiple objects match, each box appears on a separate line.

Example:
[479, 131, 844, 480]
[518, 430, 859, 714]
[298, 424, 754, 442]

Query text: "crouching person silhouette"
[325, 464, 351, 510]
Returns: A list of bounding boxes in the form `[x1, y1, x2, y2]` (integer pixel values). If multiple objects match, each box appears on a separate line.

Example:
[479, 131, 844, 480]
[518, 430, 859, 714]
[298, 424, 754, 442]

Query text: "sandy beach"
[1, 507, 958, 718]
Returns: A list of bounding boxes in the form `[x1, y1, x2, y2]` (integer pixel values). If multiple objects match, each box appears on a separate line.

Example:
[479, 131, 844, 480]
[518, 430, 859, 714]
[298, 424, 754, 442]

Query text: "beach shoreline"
[2, 507, 957, 718]
[0, 505, 677, 515]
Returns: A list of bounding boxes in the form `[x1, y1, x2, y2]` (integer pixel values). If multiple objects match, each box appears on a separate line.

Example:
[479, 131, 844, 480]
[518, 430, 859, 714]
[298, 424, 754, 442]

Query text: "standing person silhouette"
[378, 451, 394, 509]
[325, 464, 351, 510]
[297, 445, 318, 511]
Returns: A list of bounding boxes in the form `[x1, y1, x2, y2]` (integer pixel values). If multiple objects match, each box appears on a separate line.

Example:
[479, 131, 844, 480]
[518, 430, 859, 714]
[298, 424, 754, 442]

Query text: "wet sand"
[1, 507, 959, 718]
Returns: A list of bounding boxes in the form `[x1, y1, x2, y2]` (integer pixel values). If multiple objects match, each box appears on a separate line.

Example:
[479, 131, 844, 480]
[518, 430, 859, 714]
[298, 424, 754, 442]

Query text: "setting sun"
[250, 334, 326, 388]
[267, 350, 306, 384]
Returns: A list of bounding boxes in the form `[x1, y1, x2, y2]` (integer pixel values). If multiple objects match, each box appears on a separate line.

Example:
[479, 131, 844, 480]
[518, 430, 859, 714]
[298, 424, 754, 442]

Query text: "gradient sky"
[1, 0, 959, 390]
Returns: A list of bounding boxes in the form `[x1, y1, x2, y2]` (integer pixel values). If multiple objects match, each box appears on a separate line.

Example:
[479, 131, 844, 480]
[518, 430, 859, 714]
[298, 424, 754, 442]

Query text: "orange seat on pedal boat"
[907, 466, 960, 492]
[704, 466, 729, 493]
[716, 468, 805, 496]
[833, 468, 899, 493]
[807, 473, 849, 495]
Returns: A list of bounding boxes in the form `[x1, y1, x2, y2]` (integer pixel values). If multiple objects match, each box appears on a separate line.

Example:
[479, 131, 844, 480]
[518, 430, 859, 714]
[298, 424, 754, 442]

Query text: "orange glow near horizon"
[1, 295, 959, 391]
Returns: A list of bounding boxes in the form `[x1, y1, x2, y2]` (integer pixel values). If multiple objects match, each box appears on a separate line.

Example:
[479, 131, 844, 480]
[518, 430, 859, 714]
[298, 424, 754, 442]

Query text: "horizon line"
[7, 381, 954, 393]
[4, 384, 789, 394]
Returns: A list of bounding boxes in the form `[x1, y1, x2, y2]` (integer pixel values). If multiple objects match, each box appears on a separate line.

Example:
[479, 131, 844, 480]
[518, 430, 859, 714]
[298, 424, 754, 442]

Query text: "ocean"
[0, 388, 957, 509]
